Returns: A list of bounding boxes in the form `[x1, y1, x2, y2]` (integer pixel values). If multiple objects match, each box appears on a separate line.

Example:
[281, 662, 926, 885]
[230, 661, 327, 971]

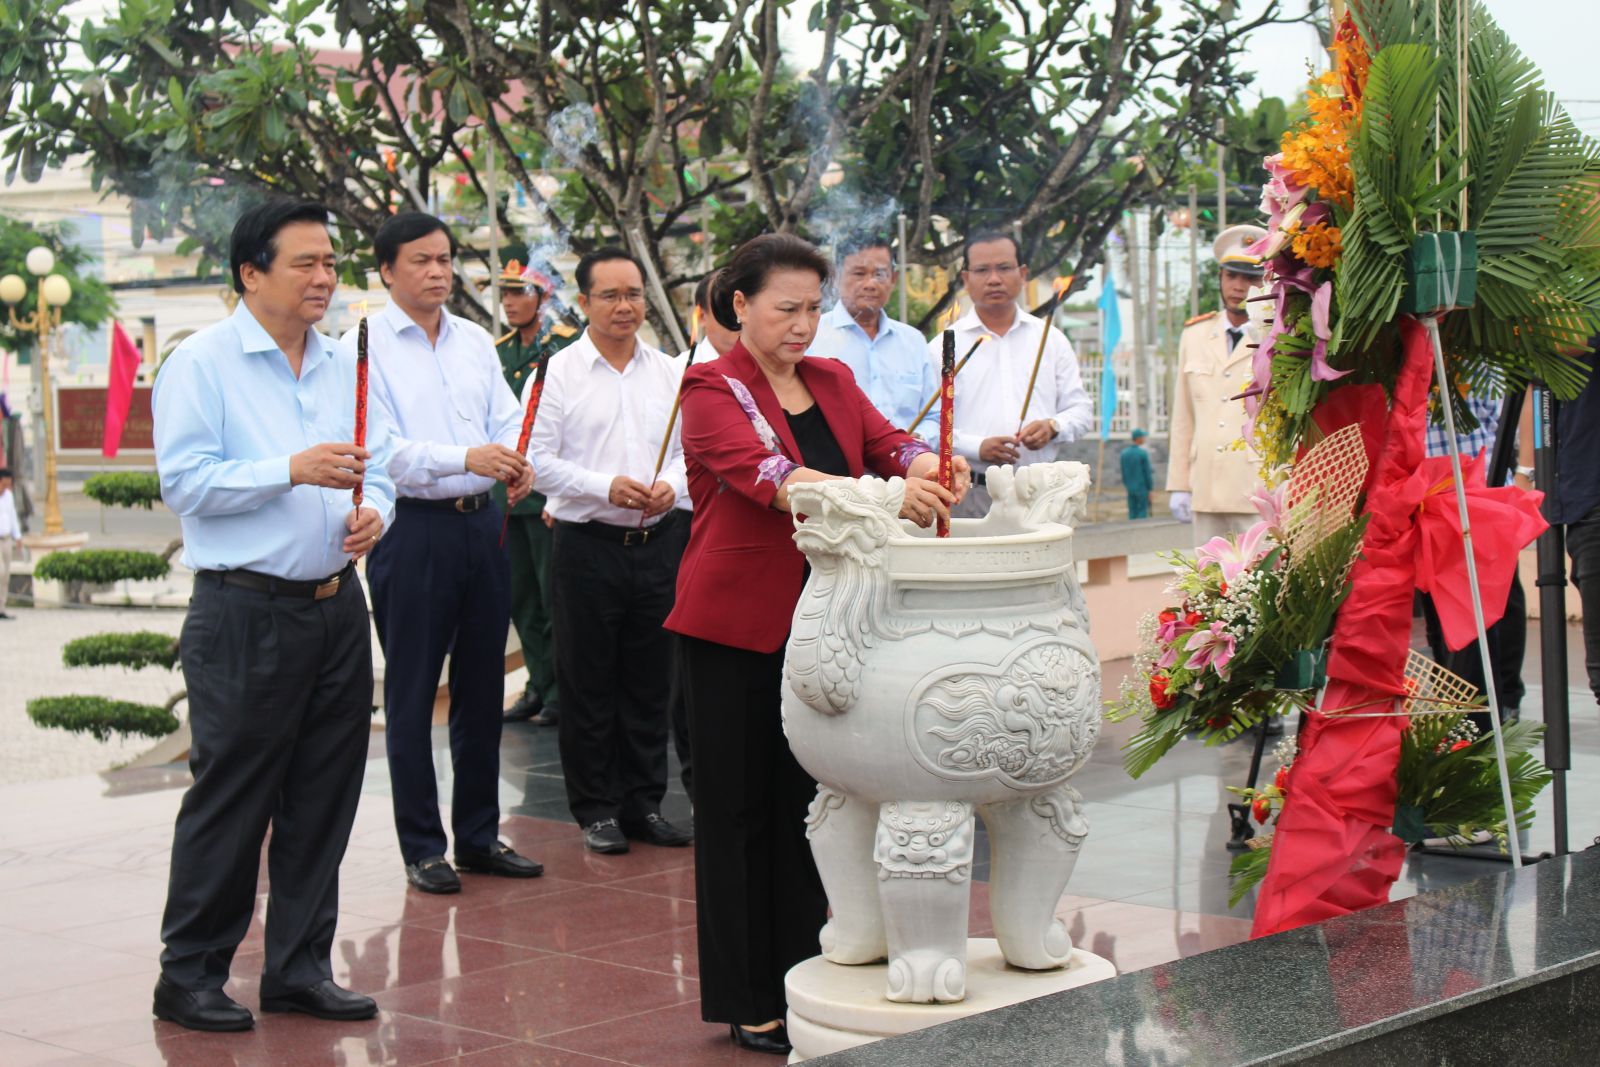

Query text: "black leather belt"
[199, 562, 354, 601]
[974, 472, 988, 487]
[398, 492, 492, 513]
[561, 510, 680, 547]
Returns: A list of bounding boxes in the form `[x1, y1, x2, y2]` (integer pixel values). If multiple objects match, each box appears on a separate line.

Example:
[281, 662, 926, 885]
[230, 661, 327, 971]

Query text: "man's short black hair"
[373, 212, 454, 273]
[229, 199, 332, 294]
[963, 229, 1022, 269]
[837, 233, 895, 268]
[0, 467, 11, 480]
[576, 247, 643, 295]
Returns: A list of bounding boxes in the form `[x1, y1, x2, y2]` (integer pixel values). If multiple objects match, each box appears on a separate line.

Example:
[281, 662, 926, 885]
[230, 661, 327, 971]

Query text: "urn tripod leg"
[806, 785, 888, 964]
[874, 800, 974, 1003]
[980, 784, 1088, 971]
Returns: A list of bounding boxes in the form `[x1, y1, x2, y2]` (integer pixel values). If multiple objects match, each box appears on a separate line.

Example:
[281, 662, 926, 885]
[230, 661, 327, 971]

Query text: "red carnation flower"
[1252, 796, 1271, 823]
[1150, 674, 1177, 710]
[1185, 611, 1203, 628]
[1449, 739, 1471, 752]
[1273, 764, 1290, 792]
[1159, 609, 1178, 626]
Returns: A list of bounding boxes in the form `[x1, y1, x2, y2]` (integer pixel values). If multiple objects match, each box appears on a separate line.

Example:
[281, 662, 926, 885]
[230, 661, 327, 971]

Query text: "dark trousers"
[1421, 570, 1528, 730]
[367, 501, 511, 864]
[159, 572, 371, 995]
[1127, 492, 1150, 520]
[507, 511, 560, 706]
[1568, 505, 1600, 701]
[550, 515, 685, 827]
[681, 635, 829, 1024]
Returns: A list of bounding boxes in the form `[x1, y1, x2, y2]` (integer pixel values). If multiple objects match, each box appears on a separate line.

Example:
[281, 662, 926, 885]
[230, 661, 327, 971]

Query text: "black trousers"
[550, 515, 686, 827]
[159, 571, 371, 995]
[681, 635, 828, 1025]
[367, 501, 511, 864]
[1567, 504, 1600, 701]
[1421, 570, 1528, 730]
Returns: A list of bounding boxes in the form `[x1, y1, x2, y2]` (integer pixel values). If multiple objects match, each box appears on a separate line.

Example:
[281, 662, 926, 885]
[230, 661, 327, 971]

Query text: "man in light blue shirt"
[151, 199, 393, 1032]
[807, 235, 939, 437]
[354, 212, 544, 895]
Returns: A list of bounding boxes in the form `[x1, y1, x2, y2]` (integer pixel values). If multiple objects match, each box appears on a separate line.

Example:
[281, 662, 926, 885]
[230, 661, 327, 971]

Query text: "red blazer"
[664, 340, 931, 653]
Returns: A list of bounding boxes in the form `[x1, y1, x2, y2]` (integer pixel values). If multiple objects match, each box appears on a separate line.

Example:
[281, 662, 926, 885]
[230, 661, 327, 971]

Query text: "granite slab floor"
[3, 628, 1597, 1066]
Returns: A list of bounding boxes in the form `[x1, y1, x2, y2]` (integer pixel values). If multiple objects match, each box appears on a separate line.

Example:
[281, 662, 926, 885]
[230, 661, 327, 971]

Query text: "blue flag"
[1097, 258, 1122, 440]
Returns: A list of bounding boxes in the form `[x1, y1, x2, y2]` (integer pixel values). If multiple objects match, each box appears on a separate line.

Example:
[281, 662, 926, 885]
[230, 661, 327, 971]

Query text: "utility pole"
[1216, 117, 1228, 231]
[1124, 216, 1144, 441]
[1146, 209, 1160, 432]
[1187, 183, 1200, 318]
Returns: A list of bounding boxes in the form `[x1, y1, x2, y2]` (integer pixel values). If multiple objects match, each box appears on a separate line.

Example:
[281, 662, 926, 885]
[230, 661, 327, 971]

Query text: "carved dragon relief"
[908, 639, 1102, 790]
[786, 478, 906, 716]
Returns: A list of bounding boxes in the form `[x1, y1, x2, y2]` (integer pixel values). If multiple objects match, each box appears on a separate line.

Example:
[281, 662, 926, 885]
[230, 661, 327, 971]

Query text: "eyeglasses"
[966, 264, 1020, 279]
[845, 268, 893, 282]
[589, 288, 646, 305]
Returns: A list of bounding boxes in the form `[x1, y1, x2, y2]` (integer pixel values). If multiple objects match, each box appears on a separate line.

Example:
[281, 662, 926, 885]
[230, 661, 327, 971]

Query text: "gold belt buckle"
[623, 528, 649, 547]
[314, 575, 341, 600]
[455, 496, 469, 513]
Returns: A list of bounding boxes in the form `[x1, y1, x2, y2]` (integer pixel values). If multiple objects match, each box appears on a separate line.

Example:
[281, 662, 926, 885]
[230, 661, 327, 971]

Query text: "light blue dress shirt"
[153, 302, 396, 581]
[349, 301, 524, 500]
[808, 303, 939, 437]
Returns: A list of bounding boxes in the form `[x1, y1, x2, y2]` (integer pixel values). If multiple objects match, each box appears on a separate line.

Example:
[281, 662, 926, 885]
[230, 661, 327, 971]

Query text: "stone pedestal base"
[784, 938, 1116, 1063]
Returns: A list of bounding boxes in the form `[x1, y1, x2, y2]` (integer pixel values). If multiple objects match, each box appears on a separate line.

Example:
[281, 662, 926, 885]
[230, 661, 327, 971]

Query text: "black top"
[1553, 339, 1600, 525]
[786, 404, 851, 477]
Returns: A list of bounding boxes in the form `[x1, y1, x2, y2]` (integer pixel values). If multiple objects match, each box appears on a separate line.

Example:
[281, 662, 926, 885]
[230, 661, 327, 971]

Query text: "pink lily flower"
[1308, 281, 1350, 382]
[1185, 622, 1238, 677]
[1196, 521, 1273, 585]
[1250, 483, 1288, 531]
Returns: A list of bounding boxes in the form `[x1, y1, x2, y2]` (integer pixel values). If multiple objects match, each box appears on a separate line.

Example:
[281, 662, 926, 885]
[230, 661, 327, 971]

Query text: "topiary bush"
[61, 631, 179, 670]
[34, 549, 170, 584]
[82, 471, 163, 510]
[27, 696, 179, 742]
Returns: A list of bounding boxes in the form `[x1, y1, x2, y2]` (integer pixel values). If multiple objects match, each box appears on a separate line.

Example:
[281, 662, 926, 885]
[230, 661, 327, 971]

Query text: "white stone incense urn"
[782, 462, 1103, 1014]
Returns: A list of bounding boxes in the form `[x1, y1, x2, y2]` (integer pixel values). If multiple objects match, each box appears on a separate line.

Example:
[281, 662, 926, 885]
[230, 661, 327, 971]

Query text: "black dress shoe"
[152, 976, 253, 1032]
[583, 818, 629, 854]
[455, 841, 543, 878]
[404, 856, 461, 894]
[622, 813, 693, 847]
[260, 979, 377, 1021]
[529, 702, 560, 727]
[503, 690, 543, 722]
[729, 1023, 791, 1055]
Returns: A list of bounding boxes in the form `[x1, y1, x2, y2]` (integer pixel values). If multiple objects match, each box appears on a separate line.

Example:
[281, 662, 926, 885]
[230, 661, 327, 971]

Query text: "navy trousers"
[367, 500, 511, 864]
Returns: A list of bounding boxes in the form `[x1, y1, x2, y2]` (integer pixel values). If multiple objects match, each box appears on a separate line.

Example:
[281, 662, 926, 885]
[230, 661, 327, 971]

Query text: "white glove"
[1169, 491, 1193, 523]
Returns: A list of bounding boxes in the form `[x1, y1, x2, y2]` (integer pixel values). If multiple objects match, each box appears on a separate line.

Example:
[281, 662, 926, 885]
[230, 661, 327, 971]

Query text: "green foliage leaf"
[27, 695, 178, 742]
[61, 630, 179, 671]
[82, 471, 162, 510]
[34, 549, 170, 584]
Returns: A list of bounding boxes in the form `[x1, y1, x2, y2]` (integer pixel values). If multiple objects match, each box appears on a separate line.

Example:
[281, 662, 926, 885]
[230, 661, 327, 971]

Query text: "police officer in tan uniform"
[1167, 224, 1266, 546]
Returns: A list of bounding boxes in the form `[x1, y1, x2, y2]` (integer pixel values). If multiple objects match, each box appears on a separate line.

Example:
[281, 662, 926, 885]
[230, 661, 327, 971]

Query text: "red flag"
[103, 322, 142, 458]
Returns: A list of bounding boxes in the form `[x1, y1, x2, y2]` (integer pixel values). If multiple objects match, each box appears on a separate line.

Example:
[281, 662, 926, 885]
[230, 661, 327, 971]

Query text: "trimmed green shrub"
[27, 696, 179, 742]
[82, 471, 162, 510]
[34, 549, 169, 584]
[62, 631, 179, 671]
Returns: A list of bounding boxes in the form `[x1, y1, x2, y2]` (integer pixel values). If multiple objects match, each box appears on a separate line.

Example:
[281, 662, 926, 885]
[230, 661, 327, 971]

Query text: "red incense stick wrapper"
[353, 315, 369, 508]
[937, 328, 955, 538]
[500, 353, 553, 546]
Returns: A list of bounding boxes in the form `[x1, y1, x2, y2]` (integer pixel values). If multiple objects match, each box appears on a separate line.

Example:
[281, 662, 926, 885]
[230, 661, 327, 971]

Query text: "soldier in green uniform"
[1120, 427, 1154, 520]
[496, 259, 579, 725]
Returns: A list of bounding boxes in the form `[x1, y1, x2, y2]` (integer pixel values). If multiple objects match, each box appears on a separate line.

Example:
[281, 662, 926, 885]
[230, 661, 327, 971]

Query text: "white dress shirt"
[347, 300, 523, 500]
[926, 305, 1093, 470]
[528, 328, 689, 525]
[0, 487, 20, 540]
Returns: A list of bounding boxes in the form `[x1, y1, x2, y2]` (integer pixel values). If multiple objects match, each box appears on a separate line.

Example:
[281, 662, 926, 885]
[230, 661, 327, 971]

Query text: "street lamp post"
[2, 246, 74, 536]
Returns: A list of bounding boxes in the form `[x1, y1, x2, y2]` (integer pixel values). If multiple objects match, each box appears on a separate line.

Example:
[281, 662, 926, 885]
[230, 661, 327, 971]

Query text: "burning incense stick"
[353, 315, 369, 509]
[499, 353, 552, 547]
[1016, 275, 1073, 433]
[637, 306, 705, 528]
[937, 328, 955, 538]
[908, 334, 987, 434]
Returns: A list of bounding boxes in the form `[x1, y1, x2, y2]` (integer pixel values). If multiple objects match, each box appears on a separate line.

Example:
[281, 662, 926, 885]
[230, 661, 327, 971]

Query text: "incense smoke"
[546, 104, 600, 166]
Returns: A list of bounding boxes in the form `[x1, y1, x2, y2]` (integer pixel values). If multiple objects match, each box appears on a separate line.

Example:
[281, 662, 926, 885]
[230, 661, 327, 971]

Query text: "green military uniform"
[497, 319, 578, 712]
[1120, 431, 1154, 520]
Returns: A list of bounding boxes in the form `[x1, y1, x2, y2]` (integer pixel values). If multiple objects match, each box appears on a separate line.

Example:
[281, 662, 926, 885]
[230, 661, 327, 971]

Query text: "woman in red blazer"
[665, 234, 969, 1054]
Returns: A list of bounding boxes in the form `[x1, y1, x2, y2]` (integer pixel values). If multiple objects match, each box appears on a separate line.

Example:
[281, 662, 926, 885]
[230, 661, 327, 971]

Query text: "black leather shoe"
[455, 841, 543, 878]
[404, 856, 461, 894]
[729, 1023, 791, 1055]
[152, 976, 253, 1032]
[260, 979, 377, 1021]
[503, 690, 543, 723]
[530, 702, 560, 727]
[622, 813, 693, 847]
[583, 818, 629, 854]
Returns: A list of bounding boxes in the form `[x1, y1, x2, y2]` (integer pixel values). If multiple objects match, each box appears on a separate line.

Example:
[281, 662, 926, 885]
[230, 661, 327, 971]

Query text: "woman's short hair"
[708, 234, 832, 331]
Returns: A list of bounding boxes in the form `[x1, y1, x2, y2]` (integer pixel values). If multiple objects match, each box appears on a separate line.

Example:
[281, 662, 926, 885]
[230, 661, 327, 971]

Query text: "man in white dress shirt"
[529, 247, 694, 855]
[357, 212, 543, 894]
[0, 467, 19, 618]
[931, 230, 1093, 517]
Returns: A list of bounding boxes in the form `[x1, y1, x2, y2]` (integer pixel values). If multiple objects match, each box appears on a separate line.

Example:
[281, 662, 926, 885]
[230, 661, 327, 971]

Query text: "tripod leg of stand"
[1226, 722, 1272, 851]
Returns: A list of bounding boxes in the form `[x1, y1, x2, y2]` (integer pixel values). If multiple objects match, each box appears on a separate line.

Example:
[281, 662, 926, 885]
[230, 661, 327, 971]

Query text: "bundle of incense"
[353, 316, 369, 508]
[1016, 275, 1073, 433]
[908, 334, 987, 434]
[498, 353, 552, 547]
[937, 328, 955, 538]
[636, 307, 705, 528]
